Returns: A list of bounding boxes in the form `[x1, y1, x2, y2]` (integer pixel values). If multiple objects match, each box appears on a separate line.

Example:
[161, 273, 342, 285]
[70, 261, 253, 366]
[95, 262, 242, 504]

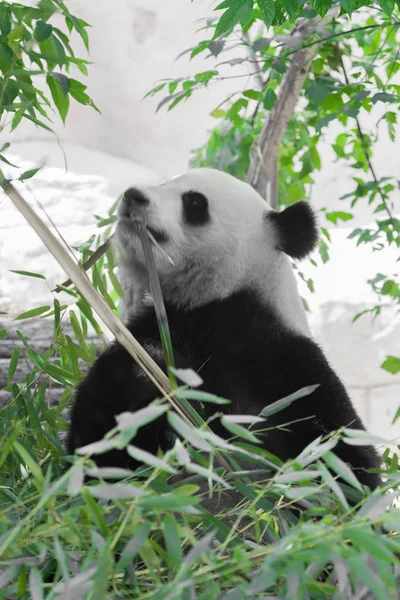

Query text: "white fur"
[114, 168, 311, 336]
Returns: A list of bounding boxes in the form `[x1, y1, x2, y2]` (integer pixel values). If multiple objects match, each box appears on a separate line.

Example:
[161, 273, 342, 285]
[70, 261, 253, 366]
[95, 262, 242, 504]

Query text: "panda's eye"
[182, 191, 210, 226]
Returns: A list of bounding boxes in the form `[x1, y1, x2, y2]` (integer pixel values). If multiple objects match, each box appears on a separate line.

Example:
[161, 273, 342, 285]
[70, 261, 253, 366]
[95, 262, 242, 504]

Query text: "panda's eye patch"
[182, 191, 210, 226]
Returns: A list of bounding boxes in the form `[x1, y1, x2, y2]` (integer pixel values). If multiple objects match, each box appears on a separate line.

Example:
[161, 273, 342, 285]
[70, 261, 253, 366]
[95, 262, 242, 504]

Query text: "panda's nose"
[123, 187, 149, 209]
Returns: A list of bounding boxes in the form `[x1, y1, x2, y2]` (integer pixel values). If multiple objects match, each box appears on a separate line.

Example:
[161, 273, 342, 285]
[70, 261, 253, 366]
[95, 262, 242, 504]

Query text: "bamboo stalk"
[6, 182, 233, 472]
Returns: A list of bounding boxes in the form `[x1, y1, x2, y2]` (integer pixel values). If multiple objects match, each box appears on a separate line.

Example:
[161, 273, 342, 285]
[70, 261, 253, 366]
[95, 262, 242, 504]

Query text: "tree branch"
[246, 8, 339, 208]
[242, 31, 265, 91]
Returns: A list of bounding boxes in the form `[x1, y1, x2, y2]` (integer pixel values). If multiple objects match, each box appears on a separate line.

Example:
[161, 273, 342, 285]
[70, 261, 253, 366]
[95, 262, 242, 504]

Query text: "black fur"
[268, 201, 319, 260]
[68, 290, 381, 490]
[182, 191, 210, 226]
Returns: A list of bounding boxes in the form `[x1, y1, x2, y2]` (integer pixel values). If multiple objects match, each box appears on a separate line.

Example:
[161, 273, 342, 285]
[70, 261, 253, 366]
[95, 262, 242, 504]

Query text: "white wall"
[6, 0, 399, 225]
[8, 0, 239, 178]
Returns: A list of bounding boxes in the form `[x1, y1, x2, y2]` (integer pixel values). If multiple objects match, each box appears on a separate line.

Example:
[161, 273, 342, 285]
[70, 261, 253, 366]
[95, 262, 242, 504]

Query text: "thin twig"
[340, 55, 395, 223]
[56, 237, 112, 291]
[299, 20, 400, 53]
[242, 31, 265, 91]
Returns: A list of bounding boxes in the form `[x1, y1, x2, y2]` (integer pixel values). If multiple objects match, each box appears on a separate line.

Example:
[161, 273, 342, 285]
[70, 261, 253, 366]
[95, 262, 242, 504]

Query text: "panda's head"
[115, 168, 318, 330]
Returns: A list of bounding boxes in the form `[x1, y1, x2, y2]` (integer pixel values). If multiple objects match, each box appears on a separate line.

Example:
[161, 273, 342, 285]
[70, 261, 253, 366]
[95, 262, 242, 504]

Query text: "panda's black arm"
[67, 337, 183, 468]
[254, 335, 382, 490]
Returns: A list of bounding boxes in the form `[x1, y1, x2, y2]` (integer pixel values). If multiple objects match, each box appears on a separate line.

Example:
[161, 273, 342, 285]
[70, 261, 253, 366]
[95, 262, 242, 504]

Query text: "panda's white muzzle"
[118, 187, 168, 245]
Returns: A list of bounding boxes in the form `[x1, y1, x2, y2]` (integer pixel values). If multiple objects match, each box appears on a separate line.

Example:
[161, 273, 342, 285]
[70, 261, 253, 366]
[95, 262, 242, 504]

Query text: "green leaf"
[392, 406, 400, 425]
[47, 74, 69, 122]
[11, 105, 27, 131]
[0, 5, 12, 37]
[9, 270, 46, 280]
[139, 493, 201, 510]
[35, 0, 57, 22]
[325, 212, 353, 225]
[256, 0, 275, 27]
[316, 113, 337, 132]
[23, 113, 54, 134]
[7, 346, 20, 385]
[89, 484, 147, 500]
[317, 460, 349, 510]
[168, 81, 178, 94]
[343, 428, 389, 446]
[307, 83, 330, 104]
[27, 350, 77, 386]
[261, 384, 319, 417]
[214, 7, 241, 38]
[82, 489, 109, 537]
[163, 515, 182, 569]
[118, 524, 151, 568]
[20, 167, 41, 181]
[284, 486, 321, 500]
[323, 451, 363, 491]
[263, 88, 277, 110]
[67, 16, 90, 50]
[376, 0, 394, 16]
[275, 470, 318, 483]
[14, 306, 51, 320]
[381, 356, 400, 374]
[69, 78, 100, 111]
[238, 0, 254, 26]
[211, 108, 225, 118]
[243, 89, 261, 101]
[34, 20, 53, 42]
[0, 168, 11, 191]
[172, 367, 203, 387]
[0, 42, 13, 74]
[14, 441, 44, 489]
[168, 412, 212, 452]
[183, 531, 216, 568]
[76, 437, 120, 456]
[39, 35, 66, 67]
[115, 405, 169, 432]
[68, 464, 84, 496]
[86, 467, 132, 479]
[194, 70, 218, 84]
[339, 0, 359, 14]
[108, 269, 124, 298]
[380, 280, 399, 297]
[51, 72, 70, 95]
[281, 0, 299, 22]
[0, 154, 18, 167]
[372, 92, 397, 104]
[175, 389, 230, 405]
[308, 0, 331, 16]
[344, 528, 395, 562]
[29, 569, 44, 600]
[127, 445, 177, 474]
[221, 416, 261, 443]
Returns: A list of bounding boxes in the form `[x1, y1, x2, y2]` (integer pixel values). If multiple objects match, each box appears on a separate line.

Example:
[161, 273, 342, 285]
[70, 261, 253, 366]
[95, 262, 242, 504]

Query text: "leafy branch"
[0, 0, 98, 183]
[340, 54, 395, 224]
[246, 8, 340, 207]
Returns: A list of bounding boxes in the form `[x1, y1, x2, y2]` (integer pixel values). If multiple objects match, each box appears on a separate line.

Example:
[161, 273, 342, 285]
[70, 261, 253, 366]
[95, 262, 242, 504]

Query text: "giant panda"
[67, 168, 381, 490]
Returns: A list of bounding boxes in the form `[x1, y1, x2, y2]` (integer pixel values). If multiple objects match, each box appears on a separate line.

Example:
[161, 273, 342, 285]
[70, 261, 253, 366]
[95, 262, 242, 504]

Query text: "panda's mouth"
[118, 218, 168, 245]
[146, 225, 168, 244]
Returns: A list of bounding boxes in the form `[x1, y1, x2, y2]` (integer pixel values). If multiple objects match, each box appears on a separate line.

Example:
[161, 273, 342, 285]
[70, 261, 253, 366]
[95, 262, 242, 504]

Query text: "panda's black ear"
[267, 201, 319, 260]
